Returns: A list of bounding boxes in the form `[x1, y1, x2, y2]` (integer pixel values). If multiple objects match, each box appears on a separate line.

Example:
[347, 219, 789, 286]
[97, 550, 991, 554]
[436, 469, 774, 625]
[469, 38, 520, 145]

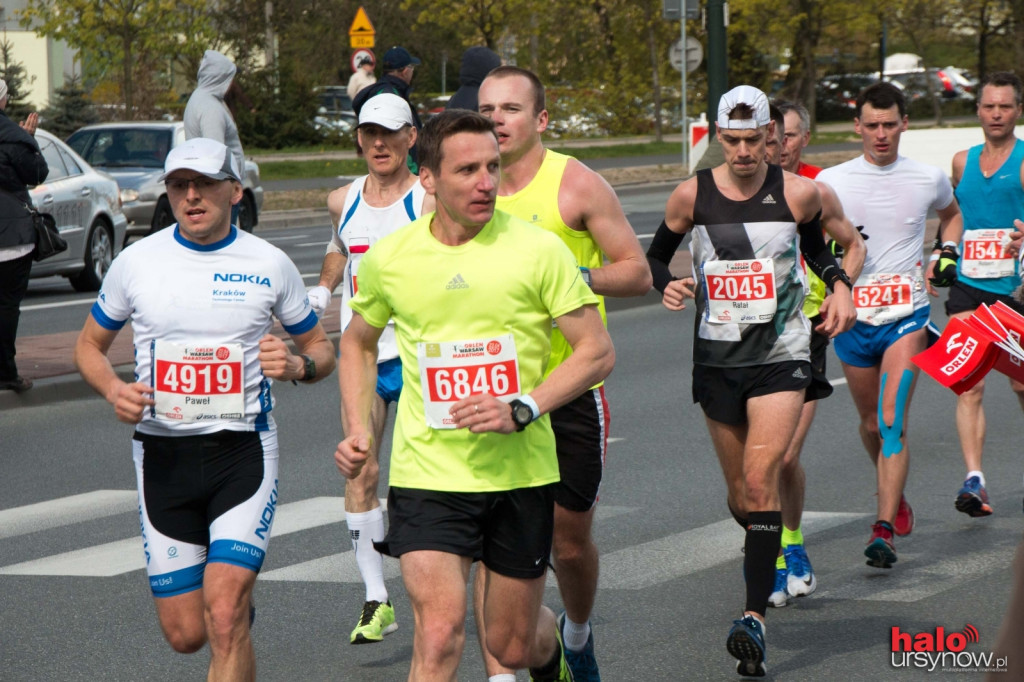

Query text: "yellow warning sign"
[349, 7, 375, 48]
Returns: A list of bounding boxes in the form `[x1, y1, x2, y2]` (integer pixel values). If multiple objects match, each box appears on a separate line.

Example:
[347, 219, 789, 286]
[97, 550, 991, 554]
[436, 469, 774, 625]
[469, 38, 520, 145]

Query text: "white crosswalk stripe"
[0, 490, 136, 540]
[3, 491, 1010, 603]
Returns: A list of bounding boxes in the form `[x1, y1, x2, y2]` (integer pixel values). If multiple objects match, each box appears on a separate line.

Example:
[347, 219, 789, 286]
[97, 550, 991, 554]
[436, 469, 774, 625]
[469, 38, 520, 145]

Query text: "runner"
[775, 101, 821, 178]
[306, 94, 433, 644]
[947, 71, 1024, 517]
[334, 109, 614, 681]
[476, 65, 652, 682]
[764, 104, 866, 608]
[646, 85, 855, 677]
[74, 138, 336, 680]
[817, 82, 963, 569]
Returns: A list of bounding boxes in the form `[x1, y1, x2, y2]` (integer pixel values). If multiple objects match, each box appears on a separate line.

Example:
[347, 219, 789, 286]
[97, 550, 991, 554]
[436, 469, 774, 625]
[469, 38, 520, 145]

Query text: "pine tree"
[0, 39, 35, 123]
[41, 77, 98, 138]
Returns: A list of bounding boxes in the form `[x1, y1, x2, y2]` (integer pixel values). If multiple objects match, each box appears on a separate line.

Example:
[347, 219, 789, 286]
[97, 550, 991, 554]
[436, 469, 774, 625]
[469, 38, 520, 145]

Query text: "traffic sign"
[350, 49, 375, 73]
[349, 6, 375, 49]
[669, 36, 703, 73]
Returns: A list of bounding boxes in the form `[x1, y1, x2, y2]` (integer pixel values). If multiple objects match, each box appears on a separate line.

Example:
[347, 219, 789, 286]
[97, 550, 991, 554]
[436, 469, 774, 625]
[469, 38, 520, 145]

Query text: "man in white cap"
[74, 137, 336, 679]
[307, 93, 433, 645]
[645, 85, 854, 677]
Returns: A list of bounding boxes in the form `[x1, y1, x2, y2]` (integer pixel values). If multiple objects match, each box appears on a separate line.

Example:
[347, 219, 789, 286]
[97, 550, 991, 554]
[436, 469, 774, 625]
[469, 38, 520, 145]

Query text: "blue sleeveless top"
[954, 139, 1024, 295]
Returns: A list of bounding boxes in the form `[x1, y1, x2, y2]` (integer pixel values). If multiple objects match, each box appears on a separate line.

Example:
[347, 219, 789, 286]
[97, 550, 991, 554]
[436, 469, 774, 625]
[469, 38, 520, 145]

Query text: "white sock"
[346, 508, 387, 603]
[967, 470, 985, 487]
[488, 676, 516, 682]
[561, 614, 591, 653]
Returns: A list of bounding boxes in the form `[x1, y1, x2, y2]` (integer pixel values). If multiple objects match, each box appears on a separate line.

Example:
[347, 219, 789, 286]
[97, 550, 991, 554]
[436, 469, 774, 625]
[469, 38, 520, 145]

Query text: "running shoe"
[529, 620, 575, 681]
[350, 600, 397, 644]
[955, 476, 993, 517]
[558, 611, 599, 681]
[783, 544, 817, 598]
[767, 567, 789, 608]
[864, 521, 898, 569]
[894, 494, 915, 536]
[726, 614, 767, 677]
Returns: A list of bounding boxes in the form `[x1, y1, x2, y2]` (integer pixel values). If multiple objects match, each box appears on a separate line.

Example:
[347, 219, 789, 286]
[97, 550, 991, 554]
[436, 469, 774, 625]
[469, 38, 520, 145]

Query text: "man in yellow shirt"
[334, 109, 614, 681]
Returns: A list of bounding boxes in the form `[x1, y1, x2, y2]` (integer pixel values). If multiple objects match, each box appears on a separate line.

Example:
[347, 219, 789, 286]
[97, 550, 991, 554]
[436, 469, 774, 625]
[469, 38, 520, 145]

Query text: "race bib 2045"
[702, 258, 777, 324]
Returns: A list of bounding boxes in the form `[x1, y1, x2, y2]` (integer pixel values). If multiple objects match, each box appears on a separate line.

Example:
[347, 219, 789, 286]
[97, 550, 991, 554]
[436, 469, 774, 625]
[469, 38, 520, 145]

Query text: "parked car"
[28, 129, 129, 291]
[885, 67, 973, 102]
[65, 121, 263, 240]
[816, 73, 878, 120]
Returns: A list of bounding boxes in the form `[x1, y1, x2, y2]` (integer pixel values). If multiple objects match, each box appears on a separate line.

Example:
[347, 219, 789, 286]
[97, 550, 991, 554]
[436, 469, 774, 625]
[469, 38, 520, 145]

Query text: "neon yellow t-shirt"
[350, 209, 599, 492]
[496, 150, 608, 380]
[803, 270, 825, 318]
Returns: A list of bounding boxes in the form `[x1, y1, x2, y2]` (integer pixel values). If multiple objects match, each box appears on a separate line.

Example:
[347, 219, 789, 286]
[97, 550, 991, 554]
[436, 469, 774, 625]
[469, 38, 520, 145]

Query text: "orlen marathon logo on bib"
[890, 624, 1007, 673]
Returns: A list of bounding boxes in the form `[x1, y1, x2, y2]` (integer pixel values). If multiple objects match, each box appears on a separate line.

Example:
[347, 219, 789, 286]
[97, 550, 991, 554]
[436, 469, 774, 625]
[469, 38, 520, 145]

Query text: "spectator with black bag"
[0, 77, 49, 393]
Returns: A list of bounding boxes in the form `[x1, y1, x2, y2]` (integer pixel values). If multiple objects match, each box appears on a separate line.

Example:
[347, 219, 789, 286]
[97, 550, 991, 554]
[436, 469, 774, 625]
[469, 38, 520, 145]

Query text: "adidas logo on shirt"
[762, 193, 776, 205]
[446, 274, 469, 290]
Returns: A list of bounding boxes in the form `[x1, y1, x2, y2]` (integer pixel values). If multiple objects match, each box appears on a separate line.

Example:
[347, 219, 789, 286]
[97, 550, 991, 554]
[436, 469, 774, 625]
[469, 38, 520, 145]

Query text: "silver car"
[66, 121, 264, 240]
[29, 129, 128, 291]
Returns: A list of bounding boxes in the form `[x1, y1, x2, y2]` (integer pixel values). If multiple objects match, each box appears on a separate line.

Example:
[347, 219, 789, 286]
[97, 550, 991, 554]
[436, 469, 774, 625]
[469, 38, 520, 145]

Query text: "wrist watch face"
[303, 355, 316, 380]
[512, 401, 532, 426]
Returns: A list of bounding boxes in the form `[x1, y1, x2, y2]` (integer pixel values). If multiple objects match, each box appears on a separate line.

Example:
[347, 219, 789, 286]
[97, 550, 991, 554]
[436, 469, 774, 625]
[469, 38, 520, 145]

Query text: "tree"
[40, 77, 99, 138]
[19, 0, 217, 119]
[0, 39, 36, 122]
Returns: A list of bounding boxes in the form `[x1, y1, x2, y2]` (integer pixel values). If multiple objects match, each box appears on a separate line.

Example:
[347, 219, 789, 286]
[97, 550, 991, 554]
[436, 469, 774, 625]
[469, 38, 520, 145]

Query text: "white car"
[66, 121, 263, 241]
[29, 129, 129, 291]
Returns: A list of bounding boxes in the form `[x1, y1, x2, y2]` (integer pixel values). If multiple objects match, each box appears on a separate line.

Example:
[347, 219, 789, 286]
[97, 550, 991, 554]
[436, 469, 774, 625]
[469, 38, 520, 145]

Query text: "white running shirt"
[818, 155, 954, 311]
[329, 175, 426, 362]
[91, 226, 317, 436]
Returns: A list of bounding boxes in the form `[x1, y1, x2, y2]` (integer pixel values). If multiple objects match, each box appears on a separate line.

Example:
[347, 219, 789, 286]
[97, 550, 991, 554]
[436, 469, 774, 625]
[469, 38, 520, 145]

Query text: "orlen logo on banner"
[890, 624, 1007, 673]
[941, 333, 978, 376]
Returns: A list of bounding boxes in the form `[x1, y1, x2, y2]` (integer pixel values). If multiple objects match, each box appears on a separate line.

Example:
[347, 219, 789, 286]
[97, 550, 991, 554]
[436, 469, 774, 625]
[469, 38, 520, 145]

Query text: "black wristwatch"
[509, 399, 535, 431]
[300, 354, 316, 382]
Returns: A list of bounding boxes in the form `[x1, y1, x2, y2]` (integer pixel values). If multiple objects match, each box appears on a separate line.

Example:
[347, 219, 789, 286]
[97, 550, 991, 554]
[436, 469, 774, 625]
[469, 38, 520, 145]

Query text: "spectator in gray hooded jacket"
[184, 50, 245, 222]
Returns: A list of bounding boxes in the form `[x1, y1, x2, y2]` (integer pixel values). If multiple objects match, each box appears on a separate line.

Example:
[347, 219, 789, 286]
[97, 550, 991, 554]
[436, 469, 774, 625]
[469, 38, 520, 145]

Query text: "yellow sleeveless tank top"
[496, 150, 607, 380]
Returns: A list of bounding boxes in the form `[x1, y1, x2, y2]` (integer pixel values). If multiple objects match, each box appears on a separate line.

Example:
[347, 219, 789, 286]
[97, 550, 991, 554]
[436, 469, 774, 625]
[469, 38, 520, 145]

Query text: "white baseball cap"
[160, 137, 240, 182]
[358, 93, 414, 131]
[717, 85, 770, 130]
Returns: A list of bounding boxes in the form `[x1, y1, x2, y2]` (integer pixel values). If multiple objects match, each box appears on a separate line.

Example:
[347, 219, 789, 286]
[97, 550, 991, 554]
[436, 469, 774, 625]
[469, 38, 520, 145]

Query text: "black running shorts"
[374, 484, 557, 579]
[548, 387, 608, 512]
[692, 361, 812, 426]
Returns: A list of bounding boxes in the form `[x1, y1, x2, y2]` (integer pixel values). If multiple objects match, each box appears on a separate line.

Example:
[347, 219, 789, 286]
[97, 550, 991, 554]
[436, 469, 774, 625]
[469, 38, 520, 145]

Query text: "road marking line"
[596, 511, 867, 590]
[0, 490, 137, 540]
[0, 496, 352, 577]
[259, 505, 636, 583]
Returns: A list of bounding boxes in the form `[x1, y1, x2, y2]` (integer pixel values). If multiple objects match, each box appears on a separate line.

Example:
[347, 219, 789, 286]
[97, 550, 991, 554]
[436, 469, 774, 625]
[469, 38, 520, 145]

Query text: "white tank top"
[336, 175, 426, 361]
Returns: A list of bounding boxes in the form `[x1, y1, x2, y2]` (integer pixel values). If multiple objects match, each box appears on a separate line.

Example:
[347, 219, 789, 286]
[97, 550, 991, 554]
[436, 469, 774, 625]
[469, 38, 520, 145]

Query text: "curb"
[2, 293, 665, 411]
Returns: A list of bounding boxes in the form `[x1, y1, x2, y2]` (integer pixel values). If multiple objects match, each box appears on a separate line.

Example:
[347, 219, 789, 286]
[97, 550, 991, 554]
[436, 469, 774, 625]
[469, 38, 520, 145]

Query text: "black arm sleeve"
[646, 220, 685, 293]
[798, 210, 848, 292]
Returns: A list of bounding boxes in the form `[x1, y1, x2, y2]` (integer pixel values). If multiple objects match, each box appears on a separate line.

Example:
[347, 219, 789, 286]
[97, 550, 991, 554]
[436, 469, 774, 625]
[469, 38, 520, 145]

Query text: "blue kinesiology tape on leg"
[877, 369, 914, 457]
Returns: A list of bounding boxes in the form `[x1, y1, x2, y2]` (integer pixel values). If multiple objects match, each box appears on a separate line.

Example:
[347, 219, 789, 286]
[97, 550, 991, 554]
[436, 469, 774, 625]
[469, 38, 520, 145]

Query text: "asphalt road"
[3, 292, 1021, 681]
[7, 179, 1021, 681]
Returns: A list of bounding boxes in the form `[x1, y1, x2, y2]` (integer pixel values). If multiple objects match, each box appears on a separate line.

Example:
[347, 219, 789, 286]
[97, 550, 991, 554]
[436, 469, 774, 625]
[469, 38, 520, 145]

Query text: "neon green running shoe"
[350, 600, 397, 644]
[529, 620, 576, 681]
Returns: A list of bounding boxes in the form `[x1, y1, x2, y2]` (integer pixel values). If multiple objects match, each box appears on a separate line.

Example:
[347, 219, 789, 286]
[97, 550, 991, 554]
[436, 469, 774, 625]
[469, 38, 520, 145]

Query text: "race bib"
[962, 230, 1015, 279]
[702, 258, 777, 324]
[153, 341, 244, 423]
[417, 334, 521, 429]
[853, 272, 915, 326]
[347, 237, 370, 296]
